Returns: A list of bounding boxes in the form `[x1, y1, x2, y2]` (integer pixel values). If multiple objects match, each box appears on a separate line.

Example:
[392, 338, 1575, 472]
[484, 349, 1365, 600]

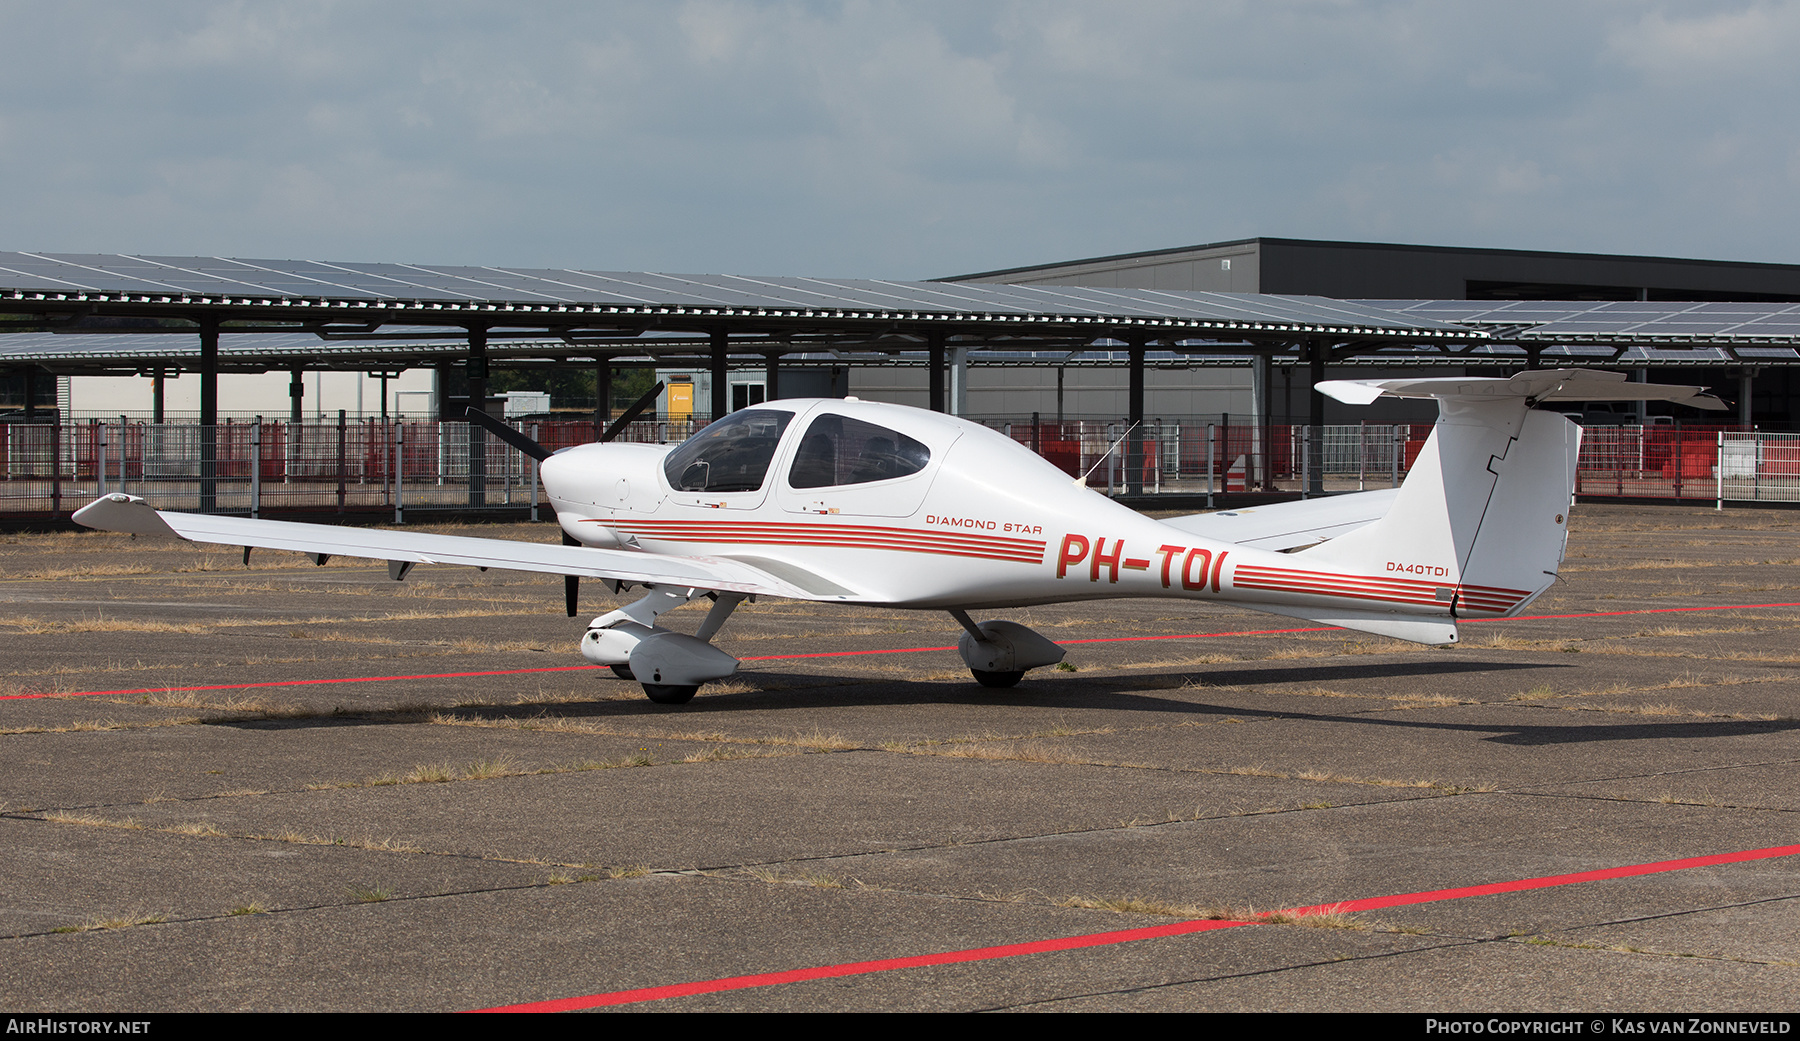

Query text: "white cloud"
[1, 1, 1797, 273]
[1606, 3, 1800, 76]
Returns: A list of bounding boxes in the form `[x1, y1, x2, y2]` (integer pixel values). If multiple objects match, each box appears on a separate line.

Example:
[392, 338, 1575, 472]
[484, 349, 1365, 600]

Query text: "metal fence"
[0, 415, 706, 520]
[988, 419, 1429, 498]
[0, 415, 1782, 521]
[1715, 432, 1800, 505]
[1571, 425, 1746, 501]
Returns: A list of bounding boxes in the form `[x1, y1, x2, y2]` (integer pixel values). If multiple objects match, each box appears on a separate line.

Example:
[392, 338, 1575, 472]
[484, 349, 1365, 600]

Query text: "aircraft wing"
[1157, 488, 1400, 552]
[72, 494, 829, 601]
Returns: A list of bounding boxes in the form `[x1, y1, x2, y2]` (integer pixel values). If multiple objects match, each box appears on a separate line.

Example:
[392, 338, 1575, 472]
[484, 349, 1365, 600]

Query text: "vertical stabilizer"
[1302, 368, 1713, 623]
[1300, 397, 1576, 616]
[1456, 409, 1580, 614]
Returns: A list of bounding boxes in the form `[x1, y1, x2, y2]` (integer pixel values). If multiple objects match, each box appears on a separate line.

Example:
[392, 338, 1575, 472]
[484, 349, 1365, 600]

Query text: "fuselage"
[540, 399, 1474, 621]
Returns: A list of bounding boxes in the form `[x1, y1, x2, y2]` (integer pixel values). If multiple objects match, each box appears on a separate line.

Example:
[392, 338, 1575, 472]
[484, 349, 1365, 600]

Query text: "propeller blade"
[600, 381, 666, 443]
[563, 531, 581, 617]
[464, 406, 552, 462]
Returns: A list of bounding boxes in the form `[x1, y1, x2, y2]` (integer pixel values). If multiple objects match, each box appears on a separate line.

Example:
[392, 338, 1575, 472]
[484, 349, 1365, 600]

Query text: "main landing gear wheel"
[642, 683, 699, 705]
[610, 664, 635, 680]
[972, 669, 1024, 689]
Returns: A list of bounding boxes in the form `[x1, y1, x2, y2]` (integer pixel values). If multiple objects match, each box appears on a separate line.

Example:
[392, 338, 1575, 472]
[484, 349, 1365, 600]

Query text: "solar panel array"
[0, 252, 1467, 337]
[4, 254, 1800, 373]
[1368, 300, 1800, 344]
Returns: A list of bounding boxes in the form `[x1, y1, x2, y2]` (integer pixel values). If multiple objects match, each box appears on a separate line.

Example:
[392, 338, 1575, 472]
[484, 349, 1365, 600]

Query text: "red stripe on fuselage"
[598, 519, 1048, 565]
[1234, 564, 1530, 614]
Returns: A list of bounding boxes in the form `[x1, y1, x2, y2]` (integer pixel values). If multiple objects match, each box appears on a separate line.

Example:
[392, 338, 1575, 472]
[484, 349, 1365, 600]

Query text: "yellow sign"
[667, 382, 692, 420]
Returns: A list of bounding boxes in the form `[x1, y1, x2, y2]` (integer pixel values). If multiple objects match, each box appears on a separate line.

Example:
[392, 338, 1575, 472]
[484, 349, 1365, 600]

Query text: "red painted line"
[469, 919, 1247, 1013]
[13, 601, 1800, 702]
[1296, 842, 1800, 916]
[1056, 626, 1329, 646]
[740, 644, 958, 661]
[468, 842, 1800, 1012]
[1498, 602, 1800, 621]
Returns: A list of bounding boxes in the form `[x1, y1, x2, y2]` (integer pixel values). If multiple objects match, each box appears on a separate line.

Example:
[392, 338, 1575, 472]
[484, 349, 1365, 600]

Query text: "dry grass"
[7, 614, 211, 635]
[678, 746, 788, 764]
[1293, 768, 1439, 789]
[1566, 702, 1777, 721]
[746, 866, 845, 889]
[0, 678, 70, 699]
[900, 739, 1091, 765]
[251, 831, 424, 854]
[111, 690, 313, 716]
[1261, 904, 1366, 929]
[165, 821, 226, 837]
[1643, 672, 1793, 690]
[1209, 764, 1472, 792]
[1057, 895, 1227, 917]
[424, 712, 860, 755]
[311, 751, 674, 792]
[37, 810, 425, 854]
[1056, 895, 1366, 929]
[1509, 684, 1561, 702]
[1340, 638, 1426, 656]
[1478, 632, 1557, 650]
[41, 810, 144, 830]
[1032, 721, 1117, 738]
[17, 563, 159, 581]
[56, 911, 168, 933]
[0, 716, 193, 736]
[1120, 652, 1239, 671]
[1389, 695, 1471, 709]
[787, 727, 857, 751]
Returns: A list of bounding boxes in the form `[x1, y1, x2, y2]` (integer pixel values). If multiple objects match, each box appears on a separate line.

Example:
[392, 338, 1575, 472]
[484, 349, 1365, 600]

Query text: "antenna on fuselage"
[1073, 421, 1138, 488]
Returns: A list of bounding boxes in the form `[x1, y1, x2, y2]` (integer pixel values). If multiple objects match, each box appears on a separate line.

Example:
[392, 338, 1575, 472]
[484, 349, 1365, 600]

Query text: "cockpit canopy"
[661, 407, 933, 494]
[663, 409, 795, 492]
[788, 414, 930, 489]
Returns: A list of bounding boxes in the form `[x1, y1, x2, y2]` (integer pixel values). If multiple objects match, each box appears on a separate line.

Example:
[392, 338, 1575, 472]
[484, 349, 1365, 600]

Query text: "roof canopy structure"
[1371, 300, 1800, 360]
[6, 251, 1794, 504]
[5, 255, 1800, 378]
[0, 252, 1476, 368]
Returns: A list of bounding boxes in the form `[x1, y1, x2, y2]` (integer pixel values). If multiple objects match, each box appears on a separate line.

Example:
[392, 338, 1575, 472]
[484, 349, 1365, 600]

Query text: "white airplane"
[74, 369, 1722, 705]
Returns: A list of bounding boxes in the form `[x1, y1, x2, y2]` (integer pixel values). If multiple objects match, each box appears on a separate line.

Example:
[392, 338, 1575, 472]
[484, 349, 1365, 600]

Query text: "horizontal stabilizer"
[1317, 369, 1725, 411]
[1160, 488, 1399, 552]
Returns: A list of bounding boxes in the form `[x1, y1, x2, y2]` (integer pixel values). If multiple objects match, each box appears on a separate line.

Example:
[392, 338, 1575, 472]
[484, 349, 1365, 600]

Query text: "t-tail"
[1260, 370, 1724, 645]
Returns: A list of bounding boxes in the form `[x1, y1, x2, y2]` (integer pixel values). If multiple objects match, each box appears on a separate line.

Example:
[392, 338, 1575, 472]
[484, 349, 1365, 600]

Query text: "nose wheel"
[971, 669, 1024, 689]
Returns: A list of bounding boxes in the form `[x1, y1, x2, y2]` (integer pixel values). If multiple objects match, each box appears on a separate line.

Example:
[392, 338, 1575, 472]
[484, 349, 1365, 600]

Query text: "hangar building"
[931, 238, 1800, 427]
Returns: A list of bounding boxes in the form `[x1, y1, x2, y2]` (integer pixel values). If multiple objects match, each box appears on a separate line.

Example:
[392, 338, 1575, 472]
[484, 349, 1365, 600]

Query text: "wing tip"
[73, 494, 179, 538]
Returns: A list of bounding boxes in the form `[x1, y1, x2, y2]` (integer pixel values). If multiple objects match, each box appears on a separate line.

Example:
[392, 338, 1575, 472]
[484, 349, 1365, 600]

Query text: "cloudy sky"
[1, 1, 1796, 279]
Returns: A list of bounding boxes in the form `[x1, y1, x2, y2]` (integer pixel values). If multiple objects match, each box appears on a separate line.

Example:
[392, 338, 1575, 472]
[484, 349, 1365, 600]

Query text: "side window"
[663, 409, 795, 492]
[788, 414, 931, 489]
